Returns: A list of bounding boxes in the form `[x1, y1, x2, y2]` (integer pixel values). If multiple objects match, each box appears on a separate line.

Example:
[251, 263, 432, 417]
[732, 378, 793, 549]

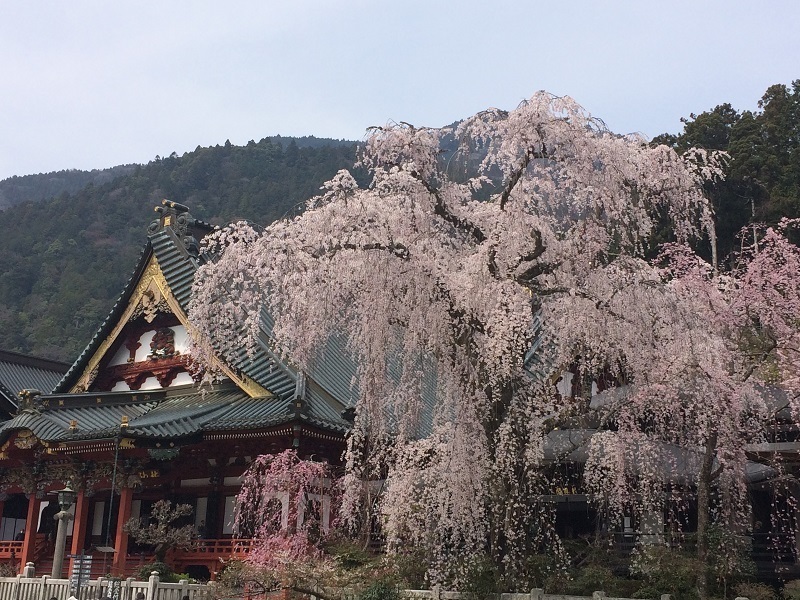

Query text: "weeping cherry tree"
[187, 93, 799, 592]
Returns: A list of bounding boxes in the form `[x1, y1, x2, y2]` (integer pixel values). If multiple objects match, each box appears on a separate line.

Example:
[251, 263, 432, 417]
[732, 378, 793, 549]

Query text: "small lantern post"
[51, 481, 77, 578]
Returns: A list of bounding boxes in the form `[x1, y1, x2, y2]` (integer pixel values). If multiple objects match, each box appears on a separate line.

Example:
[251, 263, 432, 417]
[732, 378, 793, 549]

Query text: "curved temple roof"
[0, 350, 68, 417]
[4, 202, 356, 450]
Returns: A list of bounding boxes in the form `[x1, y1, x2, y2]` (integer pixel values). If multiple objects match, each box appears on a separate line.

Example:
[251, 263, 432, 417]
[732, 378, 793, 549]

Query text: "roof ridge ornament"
[148, 200, 214, 255]
[17, 389, 43, 413]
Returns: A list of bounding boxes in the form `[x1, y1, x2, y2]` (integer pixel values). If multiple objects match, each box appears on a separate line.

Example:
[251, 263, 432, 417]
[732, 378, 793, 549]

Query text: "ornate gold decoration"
[17, 389, 42, 411]
[13, 429, 38, 450]
[70, 254, 271, 398]
[71, 256, 168, 393]
[149, 327, 176, 358]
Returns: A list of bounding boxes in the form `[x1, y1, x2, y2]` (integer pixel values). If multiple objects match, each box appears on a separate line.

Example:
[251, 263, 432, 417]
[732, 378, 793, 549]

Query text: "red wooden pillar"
[68, 489, 90, 573]
[112, 487, 133, 576]
[20, 495, 41, 571]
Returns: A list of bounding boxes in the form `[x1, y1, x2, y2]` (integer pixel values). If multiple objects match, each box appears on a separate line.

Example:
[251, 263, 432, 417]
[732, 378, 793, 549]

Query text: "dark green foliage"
[567, 565, 632, 597]
[357, 580, 401, 600]
[654, 80, 800, 260]
[734, 582, 776, 600]
[326, 539, 373, 570]
[783, 579, 800, 600]
[387, 549, 428, 590]
[0, 137, 357, 362]
[458, 554, 500, 600]
[133, 561, 194, 583]
[631, 546, 701, 600]
[705, 526, 756, 596]
[0, 165, 137, 210]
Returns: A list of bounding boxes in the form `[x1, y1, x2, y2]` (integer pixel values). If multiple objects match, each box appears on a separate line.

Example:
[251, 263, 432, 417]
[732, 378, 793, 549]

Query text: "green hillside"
[653, 81, 800, 259]
[0, 136, 358, 361]
[0, 165, 138, 210]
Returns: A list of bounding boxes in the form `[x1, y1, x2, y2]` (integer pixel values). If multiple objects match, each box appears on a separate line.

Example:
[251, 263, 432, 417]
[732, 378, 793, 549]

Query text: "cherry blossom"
[187, 93, 798, 592]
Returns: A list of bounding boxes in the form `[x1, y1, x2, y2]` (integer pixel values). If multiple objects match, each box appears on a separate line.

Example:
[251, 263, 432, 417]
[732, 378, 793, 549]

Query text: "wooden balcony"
[0, 538, 253, 580]
[170, 538, 253, 576]
[0, 540, 23, 560]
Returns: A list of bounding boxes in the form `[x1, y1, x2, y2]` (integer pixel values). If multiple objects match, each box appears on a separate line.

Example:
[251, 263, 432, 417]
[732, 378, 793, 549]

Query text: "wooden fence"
[401, 590, 673, 600]
[310, 587, 675, 600]
[0, 562, 213, 600]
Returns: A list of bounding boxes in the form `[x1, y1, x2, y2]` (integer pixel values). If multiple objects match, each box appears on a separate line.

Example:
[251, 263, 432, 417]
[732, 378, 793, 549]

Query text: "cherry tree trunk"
[696, 431, 717, 600]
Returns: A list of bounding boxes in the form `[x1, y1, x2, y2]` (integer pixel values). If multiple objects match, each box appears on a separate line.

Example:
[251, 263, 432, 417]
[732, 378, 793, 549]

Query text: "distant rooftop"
[0, 350, 70, 417]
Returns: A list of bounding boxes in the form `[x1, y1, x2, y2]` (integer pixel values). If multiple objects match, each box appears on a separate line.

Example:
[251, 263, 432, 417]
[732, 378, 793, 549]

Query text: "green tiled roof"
[46, 213, 354, 436]
[0, 390, 160, 442]
[0, 384, 306, 445]
[205, 394, 295, 431]
[0, 350, 69, 416]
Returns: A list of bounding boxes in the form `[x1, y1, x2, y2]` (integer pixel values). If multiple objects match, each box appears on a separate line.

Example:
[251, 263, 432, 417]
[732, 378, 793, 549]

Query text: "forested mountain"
[0, 81, 798, 365]
[0, 136, 358, 361]
[0, 165, 137, 210]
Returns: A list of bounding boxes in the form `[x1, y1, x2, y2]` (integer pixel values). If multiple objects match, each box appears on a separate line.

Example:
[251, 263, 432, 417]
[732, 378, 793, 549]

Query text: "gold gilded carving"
[141, 289, 159, 322]
[70, 254, 271, 398]
[72, 256, 170, 393]
[119, 438, 136, 449]
[13, 429, 38, 450]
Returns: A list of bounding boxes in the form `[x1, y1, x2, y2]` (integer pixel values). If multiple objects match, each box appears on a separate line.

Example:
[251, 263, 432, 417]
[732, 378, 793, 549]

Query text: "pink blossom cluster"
[188, 93, 796, 586]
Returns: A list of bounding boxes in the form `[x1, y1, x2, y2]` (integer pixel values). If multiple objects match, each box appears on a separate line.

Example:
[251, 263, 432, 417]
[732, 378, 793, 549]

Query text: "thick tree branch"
[310, 241, 410, 260]
[499, 144, 545, 210]
[407, 167, 487, 243]
[289, 585, 338, 600]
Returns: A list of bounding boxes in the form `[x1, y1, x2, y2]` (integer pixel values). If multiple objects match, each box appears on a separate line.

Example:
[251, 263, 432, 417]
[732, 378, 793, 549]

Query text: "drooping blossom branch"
[188, 92, 765, 590]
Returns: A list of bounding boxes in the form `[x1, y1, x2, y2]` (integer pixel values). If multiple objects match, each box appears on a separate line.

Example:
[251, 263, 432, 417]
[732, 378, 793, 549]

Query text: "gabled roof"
[0, 350, 69, 416]
[54, 241, 155, 394]
[49, 201, 354, 439]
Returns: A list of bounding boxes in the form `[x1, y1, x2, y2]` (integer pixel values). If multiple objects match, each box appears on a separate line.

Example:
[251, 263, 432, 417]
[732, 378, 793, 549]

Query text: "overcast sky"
[1, 1, 798, 181]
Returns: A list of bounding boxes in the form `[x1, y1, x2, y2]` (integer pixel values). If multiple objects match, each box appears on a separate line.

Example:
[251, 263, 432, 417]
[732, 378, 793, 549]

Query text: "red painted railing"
[2, 538, 254, 578]
[170, 538, 253, 575]
[0, 540, 23, 560]
[187, 538, 253, 558]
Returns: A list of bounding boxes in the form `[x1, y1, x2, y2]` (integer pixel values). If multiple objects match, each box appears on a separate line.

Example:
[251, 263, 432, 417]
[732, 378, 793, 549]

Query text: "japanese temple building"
[0, 201, 354, 579]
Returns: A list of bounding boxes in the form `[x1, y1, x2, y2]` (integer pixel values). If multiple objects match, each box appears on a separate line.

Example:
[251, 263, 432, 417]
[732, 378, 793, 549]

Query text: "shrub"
[784, 579, 800, 600]
[358, 580, 401, 600]
[326, 539, 373, 570]
[387, 548, 428, 589]
[133, 561, 195, 583]
[135, 561, 172, 581]
[630, 546, 699, 600]
[734, 582, 776, 600]
[458, 554, 500, 600]
[567, 565, 617, 596]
